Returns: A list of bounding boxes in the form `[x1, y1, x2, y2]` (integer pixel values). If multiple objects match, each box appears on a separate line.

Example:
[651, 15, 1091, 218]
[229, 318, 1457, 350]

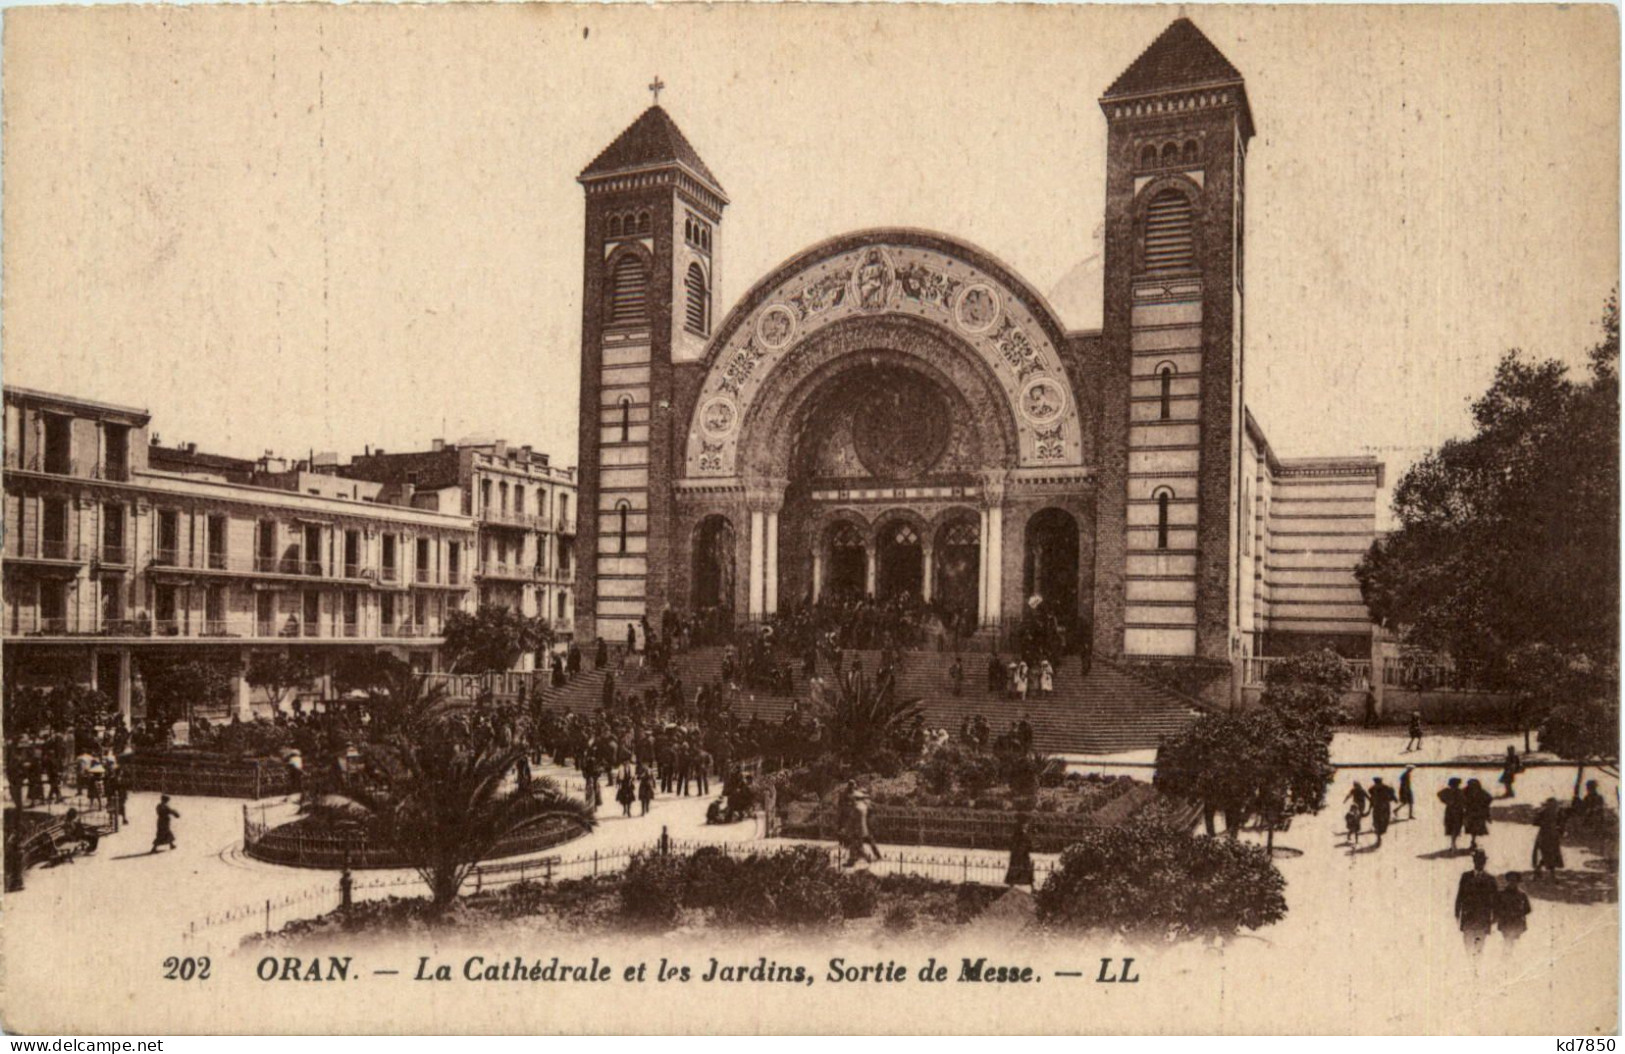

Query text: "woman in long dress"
[1039, 659, 1055, 695]
[1005, 816, 1035, 887]
[1463, 778, 1493, 849]
[1013, 662, 1029, 701]
[1438, 777, 1466, 851]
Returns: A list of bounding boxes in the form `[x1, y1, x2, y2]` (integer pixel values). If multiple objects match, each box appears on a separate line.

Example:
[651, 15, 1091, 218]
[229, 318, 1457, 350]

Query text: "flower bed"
[122, 751, 291, 799]
[244, 812, 589, 870]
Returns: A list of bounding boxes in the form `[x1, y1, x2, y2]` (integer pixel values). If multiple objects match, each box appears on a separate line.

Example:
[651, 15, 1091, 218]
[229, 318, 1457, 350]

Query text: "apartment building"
[2, 386, 478, 722]
[340, 437, 577, 634]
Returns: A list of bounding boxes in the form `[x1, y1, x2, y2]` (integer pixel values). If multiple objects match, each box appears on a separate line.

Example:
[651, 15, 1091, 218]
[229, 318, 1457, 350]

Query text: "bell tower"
[576, 94, 727, 646]
[1094, 18, 1254, 662]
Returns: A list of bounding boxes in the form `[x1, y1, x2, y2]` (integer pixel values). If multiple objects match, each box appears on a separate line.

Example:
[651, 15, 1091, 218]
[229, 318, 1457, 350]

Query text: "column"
[116, 650, 132, 725]
[921, 544, 934, 604]
[765, 510, 780, 615]
[748, 509, 765, 618]
[976, 508, 990, 625]
[981, 506, 994, 623]
[235, 658, 254, 720]
[865, 546, 877, 597]
[811, 546, 823, 604]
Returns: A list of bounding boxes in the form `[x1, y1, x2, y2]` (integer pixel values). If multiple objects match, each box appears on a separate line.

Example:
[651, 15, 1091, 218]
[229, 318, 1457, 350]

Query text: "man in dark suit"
[1455, 849, 1499, 954]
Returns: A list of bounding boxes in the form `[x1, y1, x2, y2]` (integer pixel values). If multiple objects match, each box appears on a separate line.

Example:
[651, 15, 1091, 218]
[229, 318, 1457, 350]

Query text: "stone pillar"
[981, 471, 1008, 629]
[811, 544, 824, 604]
[921, 544, 934, 603]
[116, 650, 132, 725]
[976, 508, 991, 624]
[765, 511, 780, 615]
[865, 547, 877, 597]
[236, 658, 254, 720]
[748, 511, 765, 617]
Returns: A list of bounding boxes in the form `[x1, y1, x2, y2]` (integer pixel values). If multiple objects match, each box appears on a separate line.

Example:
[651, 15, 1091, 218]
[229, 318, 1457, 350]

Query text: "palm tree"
[829, 673, 923, 765]
[332, 681, 596, 912]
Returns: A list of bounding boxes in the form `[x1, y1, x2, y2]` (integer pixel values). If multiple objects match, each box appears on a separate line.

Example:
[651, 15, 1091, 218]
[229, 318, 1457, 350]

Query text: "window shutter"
[1144, 190, 1195, 272]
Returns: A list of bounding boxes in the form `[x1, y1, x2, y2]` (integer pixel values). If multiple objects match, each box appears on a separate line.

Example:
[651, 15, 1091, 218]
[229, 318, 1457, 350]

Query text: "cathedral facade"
[573, 19, 1384, 669]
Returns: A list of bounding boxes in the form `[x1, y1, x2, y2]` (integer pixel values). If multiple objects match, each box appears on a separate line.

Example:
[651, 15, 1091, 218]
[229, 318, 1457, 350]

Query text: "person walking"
[1013, 661, 1029, 702]
[987, 653, 1005, 694]
[1404, 710, 1424, 753]
[151, 795, 180, 853]
[1498, 745, 1524, 799]
[1439, 777, 1466, 852]
[1495, 871, 1532, 949]
[615, 772, 635, 817]
[637, 769, 654, 817]
[1344, 799, 1364, 847]
[1397, 764, 1417, 820]
[1039, 659, 1055, 696]
[949, 656, 964, 698]
[1368, 776, 1397, 847]
[1531, 797, 1568, 876]
[1455, 849, 1499, 955]
[1344, 779, 1369, 818]
[1463, 778, 1493, 850]
[1004, 815, 1035, 888]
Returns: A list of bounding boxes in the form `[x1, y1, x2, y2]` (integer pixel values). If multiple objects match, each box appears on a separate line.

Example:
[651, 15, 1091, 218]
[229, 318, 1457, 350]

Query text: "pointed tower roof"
[1103, 18, 1253, 137]
[579, 106, 726, 201]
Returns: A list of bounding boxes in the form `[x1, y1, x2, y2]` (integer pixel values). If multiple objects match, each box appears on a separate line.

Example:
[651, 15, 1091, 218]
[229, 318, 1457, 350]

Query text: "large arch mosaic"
[684, 230, 1084, 478]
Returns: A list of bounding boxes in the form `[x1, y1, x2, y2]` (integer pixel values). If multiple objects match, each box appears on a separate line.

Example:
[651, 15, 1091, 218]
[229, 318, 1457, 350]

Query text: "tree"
[1357, 294, 1619, 678]
[136, 655, 233, 729]
[1504, 643, 1611, 751]
[1539, 697, 1620, 798]
[441, 607, 552, 674]
[246, 652, 318, 715]
[333, 685, 595, 912]
[827, 674, 923, 767]
[1156, 695, 1335, 851]
[1260, 650, 1351, 727]
[331, 651, 413, 698]
[1035, 823, 1287, 939]
[3, 682, 111, 737]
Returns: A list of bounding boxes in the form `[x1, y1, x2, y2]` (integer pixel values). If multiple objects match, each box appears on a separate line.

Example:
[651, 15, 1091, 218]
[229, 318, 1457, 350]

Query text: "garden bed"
[121, 751, 291, 799]
[243, 812, 590, 870]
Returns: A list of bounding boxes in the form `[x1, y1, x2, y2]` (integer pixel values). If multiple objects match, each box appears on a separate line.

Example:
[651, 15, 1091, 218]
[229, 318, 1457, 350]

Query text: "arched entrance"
[1024, 507, 1080, 625]
[824, 521, 867, 601]
[933, 516, 981, 623]
[876, 519, 924, 601]
[691, 515, 736, 612]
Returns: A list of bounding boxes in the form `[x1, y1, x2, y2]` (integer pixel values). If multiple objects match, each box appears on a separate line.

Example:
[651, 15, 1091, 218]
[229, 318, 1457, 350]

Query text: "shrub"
[837, 871, 880, 919]
[919, 746, 960, 796]
[680, 846, 741, 909]
[958, 754, 1000, 799]
[865, 749, 906, 778]
[1036, 823, 1285, 939]
[883, 903, 917, 933]
[619, 853, 687, 928]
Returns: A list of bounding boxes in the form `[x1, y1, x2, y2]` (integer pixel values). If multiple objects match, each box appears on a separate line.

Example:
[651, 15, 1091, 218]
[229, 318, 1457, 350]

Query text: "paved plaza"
[4, 729, 1615, 1033]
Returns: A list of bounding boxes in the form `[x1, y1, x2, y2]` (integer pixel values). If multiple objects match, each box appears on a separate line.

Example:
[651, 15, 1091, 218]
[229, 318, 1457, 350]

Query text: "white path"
[3, 732, 1616, 1033]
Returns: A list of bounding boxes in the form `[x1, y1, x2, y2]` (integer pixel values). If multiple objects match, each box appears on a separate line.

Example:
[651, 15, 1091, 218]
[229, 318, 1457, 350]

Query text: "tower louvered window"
[608, 254, 648, 325]
[1144, 189, 1195, 272]
[684, 263, 709, 334]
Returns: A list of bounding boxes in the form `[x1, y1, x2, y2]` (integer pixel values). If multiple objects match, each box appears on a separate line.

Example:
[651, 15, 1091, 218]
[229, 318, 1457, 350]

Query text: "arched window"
[1183, 139, 1200, 164]
[616, 501, 630, 554]
[1140, 144, 1158, 168]
[618, 396, 632, 442]
[1161, 142, 1180, 166]
[684, 262, 709, 334]
[1153, 488, 1173, 550]
[635, 210, 652, 235]
[609, 214, 624, 238]
[1144, 189, 1195, 273]
[1158, 364, 1174, 420]
[607, 254, 649, 325]
[701, 228, 710, 251]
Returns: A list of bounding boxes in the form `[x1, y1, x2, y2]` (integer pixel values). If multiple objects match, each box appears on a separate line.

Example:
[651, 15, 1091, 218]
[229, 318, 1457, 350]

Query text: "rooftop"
[579, 105, 726, 199]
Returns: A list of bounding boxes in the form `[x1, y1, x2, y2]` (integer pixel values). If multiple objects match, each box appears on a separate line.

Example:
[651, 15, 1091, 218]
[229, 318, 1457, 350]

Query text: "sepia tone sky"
[3, 3, 1618, 521]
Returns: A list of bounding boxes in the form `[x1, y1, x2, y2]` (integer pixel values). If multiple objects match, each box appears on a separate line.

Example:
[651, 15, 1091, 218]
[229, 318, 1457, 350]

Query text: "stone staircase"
[647, 647, 1205, 756]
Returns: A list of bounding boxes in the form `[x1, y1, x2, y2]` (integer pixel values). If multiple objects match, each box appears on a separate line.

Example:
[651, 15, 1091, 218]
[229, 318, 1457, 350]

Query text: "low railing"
[1242, 655, 1480, 692]
[3, 613, 446, 642]
[99, 544, 130, 565]
[91, 461, 131, 483]
[380, 565, 400, 583]
[5, 538, 83, 561]
[481, 508, 551, 530]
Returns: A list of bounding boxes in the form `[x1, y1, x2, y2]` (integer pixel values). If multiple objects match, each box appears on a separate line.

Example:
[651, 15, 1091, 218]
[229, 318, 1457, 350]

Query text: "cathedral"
[573, 18, 1384, 676]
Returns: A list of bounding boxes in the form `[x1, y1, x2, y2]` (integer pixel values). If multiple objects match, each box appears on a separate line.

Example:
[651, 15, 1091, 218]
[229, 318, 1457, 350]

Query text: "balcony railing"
[153, 547, 181, 568]
[206, 550, 229, 571]
[251, 555, 324, 576]
[556, 517, 577, 536]
[481, 508, 550, 530]
[99, 544, 130, 565]
[91, 461, 131, 483]
[21, 453, 77, 476]
[2, 612, 446, 641]
[7, 538, 84, 562]
[380, 565, 400, 584]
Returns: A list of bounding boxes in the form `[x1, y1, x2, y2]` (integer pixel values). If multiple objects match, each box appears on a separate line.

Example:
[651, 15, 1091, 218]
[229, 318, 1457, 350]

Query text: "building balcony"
[556, 517, 577, 536]
[481, 508, 550, 531]
[90, 461, 132, 483]
[409, 567, 469, 589]
[6, 539, 84, 564]
[9, 452, 78, 477]
[97, 544, 131, 567]
[4, 611, 446, 644]
[380, 565, 402, 584]
[477, 562, 532, 582]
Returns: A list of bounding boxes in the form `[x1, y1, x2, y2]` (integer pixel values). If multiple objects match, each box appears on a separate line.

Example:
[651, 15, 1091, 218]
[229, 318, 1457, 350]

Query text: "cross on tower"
[648, 76, 665, 105]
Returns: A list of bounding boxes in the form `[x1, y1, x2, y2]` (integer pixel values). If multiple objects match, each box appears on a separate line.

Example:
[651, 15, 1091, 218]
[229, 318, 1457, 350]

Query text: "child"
[1495, 871, 1532, 947]
[1345, 801, 1363, 846]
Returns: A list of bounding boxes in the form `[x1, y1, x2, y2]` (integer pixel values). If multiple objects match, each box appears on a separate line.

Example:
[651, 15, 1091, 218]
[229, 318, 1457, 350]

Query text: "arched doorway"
[933, 516, 980, 624]
[1024, 507, 1079, 626]
[825, 521, 867, 600]
[691, 515, 736, 612]
[876, 519, 924, 601]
